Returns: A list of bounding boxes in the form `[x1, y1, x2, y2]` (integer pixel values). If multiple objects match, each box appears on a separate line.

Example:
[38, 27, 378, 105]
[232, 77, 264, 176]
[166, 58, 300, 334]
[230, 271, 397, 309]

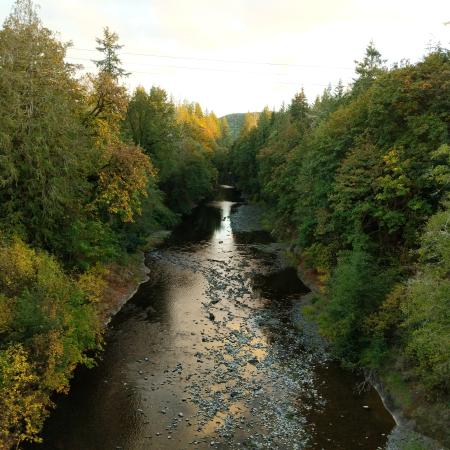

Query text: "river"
[33, 186, 395, 449]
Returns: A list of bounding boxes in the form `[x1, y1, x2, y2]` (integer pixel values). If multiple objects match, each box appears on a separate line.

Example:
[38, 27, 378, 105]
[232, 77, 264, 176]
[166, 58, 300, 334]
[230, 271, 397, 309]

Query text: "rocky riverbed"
[32, 186, 395, 450]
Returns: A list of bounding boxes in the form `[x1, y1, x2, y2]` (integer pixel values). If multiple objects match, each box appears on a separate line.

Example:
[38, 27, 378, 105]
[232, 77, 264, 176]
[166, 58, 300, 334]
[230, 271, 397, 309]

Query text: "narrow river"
[35, 186, 395, 450]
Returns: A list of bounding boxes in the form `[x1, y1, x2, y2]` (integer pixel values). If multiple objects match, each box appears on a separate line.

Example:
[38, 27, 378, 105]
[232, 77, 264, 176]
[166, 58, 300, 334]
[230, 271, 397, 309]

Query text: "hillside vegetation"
[0, 1, 229, 447]
[221, 112, 260, 141]
[229, 43, 450, 444]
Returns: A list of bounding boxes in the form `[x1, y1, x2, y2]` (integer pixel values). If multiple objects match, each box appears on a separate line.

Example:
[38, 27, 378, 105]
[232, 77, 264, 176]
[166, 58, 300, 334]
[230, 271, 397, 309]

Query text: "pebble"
[99, 204, 387, 449]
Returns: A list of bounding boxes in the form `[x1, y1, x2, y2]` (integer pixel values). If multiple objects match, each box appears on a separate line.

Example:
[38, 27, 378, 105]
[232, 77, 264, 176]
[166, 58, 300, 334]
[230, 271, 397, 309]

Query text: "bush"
[319, 246, 395, 366]
[402, 206, 450, 391]
[0, 235, 102, 446]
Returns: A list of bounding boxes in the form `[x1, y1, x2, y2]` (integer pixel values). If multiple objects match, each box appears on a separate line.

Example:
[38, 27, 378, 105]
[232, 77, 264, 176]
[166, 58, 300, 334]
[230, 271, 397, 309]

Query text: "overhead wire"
[65, 55, 351, 89]
[67, 46, 355, 71]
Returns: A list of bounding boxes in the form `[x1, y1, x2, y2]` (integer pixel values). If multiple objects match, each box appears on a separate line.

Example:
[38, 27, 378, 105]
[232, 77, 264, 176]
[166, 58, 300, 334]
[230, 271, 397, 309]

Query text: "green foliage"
[0, 1, 93, 249]
[229, 43, 450, 400]
[319, 246, 395, 366]
[125, 89, 222, 214]
[64, 220, 120, 270]
[0, 235, 102, 446]
[125, 86, 180, 183]
[402, 203, 450, 391]
[94, 26, 129, 78]
[0, 1, 227, 447]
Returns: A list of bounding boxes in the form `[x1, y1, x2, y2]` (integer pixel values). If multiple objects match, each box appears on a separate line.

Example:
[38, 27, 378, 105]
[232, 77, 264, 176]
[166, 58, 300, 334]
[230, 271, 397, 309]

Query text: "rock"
[209, 312, 215, 321]
[178, 412, 184, 417]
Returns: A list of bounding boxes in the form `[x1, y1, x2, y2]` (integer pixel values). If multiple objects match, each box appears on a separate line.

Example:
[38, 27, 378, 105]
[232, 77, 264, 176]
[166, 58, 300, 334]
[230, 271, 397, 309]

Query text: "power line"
[67, 46, 355, 71]
[65, 55, 347, 78]
[64, 56, 352, 87]
[65, 57, 344, 88]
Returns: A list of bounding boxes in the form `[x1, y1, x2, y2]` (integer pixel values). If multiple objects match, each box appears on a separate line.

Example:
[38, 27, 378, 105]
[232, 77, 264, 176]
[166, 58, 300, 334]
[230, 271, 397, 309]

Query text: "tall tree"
[0, 0, 92, 248]
[94, 26, 129, 78]
[352, 41, 386, 94]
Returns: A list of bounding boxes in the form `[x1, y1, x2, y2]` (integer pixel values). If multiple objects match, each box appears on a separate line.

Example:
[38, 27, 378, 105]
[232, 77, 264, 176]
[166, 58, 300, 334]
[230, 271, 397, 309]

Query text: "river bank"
[231, 196, 448, 449]
[97, 230, 172, 326]
[285, 245, 448, 450]
[31, 186, 395, 450]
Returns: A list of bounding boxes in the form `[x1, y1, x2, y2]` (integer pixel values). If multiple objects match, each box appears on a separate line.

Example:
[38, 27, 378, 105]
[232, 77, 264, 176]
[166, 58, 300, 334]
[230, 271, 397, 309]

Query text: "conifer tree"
[94, 26, 129, 78]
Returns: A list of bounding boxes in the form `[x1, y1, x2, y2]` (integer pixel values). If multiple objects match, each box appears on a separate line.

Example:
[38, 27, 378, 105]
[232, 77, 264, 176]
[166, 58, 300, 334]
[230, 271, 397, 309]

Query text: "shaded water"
[33, 186, 394, 449]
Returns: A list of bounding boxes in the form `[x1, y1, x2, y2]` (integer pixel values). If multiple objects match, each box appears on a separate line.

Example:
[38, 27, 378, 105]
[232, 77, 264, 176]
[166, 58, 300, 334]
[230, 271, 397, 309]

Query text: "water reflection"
[30, 185, 394, 450]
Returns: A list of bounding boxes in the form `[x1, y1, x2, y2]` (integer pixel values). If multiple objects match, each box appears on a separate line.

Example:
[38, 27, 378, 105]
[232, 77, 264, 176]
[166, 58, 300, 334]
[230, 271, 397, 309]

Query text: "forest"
[229, 43, 450, 439]
[1, 0, 449, 448]
[0, 1, 230, 447]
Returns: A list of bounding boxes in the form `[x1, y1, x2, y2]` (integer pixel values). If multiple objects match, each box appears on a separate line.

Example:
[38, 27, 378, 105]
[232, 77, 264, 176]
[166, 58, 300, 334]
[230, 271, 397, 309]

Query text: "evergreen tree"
[94, 26, 129, 78]
[0, 0, 92, 248]
[353, 41, 386, 93]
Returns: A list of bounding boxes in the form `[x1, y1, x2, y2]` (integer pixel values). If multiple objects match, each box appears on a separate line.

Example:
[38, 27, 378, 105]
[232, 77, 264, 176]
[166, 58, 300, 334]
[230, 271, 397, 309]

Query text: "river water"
[35, 186, 395, 450]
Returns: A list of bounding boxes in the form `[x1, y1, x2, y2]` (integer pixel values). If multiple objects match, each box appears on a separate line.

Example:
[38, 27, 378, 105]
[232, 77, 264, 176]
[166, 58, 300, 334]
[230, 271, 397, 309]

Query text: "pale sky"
[1, 0, 449, 116]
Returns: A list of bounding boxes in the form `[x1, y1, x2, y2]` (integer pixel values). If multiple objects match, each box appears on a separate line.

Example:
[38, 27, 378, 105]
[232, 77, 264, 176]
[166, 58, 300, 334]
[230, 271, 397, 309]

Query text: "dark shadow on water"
[302, 363, 395, 449]
[166, 185, 240, 247]
[166, 203, 222, 246]
[253, 267, 310, 300]
[234, 230, 273, 245]
[111, 259, 173, 325]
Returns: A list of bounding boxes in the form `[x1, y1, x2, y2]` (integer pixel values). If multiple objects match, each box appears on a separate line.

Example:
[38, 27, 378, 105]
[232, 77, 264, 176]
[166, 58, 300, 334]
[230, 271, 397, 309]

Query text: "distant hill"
[221, 112, 260, 141]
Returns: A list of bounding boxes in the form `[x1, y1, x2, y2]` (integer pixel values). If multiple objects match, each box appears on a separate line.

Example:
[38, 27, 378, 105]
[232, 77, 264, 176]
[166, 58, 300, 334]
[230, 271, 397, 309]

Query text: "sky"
[1, 0, 449, 116]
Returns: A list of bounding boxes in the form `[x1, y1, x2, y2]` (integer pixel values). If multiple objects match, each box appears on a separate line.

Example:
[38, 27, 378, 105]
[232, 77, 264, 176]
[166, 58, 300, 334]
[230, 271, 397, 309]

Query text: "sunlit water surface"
[31, 186, 394, 450]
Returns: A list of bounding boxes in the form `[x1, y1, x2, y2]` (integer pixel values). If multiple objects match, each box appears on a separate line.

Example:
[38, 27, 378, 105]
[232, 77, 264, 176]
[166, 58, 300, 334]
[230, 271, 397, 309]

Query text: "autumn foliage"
[0, 1, 228, 447]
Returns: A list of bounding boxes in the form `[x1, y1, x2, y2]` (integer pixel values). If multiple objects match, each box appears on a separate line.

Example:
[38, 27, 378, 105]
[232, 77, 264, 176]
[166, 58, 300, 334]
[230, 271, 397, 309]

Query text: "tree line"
[229, 43, 450, 440]
[0, 0, 230, 447]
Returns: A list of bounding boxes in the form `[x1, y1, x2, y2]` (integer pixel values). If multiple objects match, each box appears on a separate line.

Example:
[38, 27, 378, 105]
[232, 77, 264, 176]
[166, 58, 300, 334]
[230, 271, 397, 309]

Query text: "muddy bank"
[98, 230, 171, 325]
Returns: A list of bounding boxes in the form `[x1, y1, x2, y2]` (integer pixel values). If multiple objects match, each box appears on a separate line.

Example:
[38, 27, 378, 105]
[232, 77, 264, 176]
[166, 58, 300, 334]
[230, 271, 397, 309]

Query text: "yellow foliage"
[77, 264, 108, 303]
[0, 294, 14, 334]
[365, 283, 405, 334]
[31, 331, 68, 394]
[0, 236, 35, 296]
[97, 142, 155, 222]
[0, 345, 47, 448]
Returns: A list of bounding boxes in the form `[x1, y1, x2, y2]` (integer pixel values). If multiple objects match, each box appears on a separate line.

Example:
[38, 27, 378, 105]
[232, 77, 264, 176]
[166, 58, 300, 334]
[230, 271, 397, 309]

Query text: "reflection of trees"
[215, 185, 242, 202]
[252, 267, 310, 300]
[169, 204, 222, 245]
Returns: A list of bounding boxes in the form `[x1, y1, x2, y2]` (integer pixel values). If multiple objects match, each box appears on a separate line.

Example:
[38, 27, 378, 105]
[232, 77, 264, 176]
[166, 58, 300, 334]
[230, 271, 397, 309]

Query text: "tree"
[94, 26, 129, 78]
[0, 0, 93, 249]
[353, 41, 386, 94]
[402, 202, 450, 390]
[84, 30, 155, 230]
[125, 86, 179, 181]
